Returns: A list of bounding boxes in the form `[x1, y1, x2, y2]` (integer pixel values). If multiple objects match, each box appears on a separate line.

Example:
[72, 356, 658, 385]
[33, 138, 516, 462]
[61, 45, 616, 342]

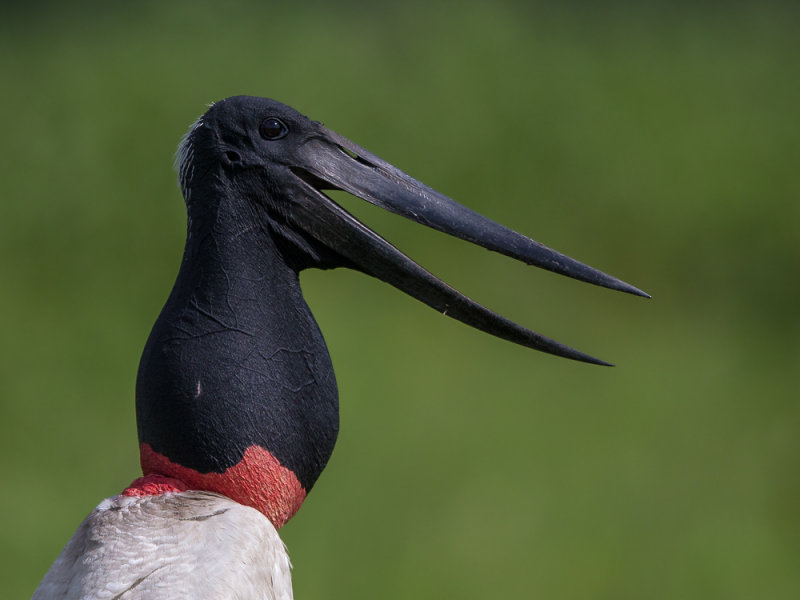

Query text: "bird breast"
[33, 491, 293, 600]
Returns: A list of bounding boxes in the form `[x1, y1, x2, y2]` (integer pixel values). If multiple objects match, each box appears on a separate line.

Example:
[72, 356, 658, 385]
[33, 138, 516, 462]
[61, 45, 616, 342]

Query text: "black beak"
[287, 127, 648, 366]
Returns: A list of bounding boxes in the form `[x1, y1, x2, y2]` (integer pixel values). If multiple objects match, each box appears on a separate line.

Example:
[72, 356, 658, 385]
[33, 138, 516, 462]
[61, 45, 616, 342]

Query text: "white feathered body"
[33, 491, 293, 600]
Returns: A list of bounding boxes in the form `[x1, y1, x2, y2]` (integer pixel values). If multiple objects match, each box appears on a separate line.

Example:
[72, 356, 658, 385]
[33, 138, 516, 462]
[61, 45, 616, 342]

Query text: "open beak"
[286, 127, 649, 366]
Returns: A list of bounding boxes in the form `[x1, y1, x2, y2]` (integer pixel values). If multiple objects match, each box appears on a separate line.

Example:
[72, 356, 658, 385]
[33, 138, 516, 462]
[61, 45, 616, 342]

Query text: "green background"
[2, 1, 798, 598]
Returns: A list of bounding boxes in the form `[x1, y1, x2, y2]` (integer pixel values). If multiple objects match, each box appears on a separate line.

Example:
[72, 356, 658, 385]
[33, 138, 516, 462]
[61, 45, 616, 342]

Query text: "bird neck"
[135, 186, 339, 527]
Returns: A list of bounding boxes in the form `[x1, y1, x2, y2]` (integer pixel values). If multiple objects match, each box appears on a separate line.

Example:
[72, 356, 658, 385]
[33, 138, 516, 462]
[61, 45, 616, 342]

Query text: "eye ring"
[259, 117, 289, 140]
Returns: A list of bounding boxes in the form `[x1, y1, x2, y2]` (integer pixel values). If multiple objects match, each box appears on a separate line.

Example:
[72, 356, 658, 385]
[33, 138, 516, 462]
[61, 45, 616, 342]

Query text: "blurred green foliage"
[1, 1, 798, 598]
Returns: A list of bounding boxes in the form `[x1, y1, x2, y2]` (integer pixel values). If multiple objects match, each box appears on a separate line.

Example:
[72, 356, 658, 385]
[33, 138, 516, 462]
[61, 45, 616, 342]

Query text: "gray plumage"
[33, 491, 292, 600]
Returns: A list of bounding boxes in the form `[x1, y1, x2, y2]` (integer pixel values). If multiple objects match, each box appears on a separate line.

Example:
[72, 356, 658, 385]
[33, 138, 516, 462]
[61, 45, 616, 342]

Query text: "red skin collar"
[130, 443, 306, 529]
[123, 474, 188, 497]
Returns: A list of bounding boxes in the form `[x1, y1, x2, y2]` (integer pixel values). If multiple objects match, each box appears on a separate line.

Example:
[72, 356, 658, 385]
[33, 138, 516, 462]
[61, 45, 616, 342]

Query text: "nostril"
[224, 150, 241, 163]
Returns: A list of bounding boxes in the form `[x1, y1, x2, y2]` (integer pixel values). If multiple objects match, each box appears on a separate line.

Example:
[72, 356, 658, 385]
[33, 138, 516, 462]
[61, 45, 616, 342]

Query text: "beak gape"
[287, 128, 648, 366]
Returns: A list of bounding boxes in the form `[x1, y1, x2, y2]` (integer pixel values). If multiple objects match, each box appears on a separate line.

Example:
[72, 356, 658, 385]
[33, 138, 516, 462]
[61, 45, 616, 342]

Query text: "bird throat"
[135, 190, 339, 528]
[137, 443, 306, 527]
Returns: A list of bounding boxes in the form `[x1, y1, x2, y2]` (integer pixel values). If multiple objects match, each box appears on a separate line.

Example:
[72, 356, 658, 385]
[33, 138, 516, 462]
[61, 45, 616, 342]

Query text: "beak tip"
[581, 354, 615, 367]
[554, 344, 614, 367]
[621, 283, 651, 299]
[598, 273, 649, 299]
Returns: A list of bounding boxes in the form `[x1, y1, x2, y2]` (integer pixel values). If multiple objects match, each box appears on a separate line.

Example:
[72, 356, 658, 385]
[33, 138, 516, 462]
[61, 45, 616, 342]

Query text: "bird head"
[178, 95, 648, 363]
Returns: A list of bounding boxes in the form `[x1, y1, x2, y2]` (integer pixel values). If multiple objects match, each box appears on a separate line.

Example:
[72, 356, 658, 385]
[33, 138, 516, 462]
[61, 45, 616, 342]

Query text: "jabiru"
[34, 96, 648, 599]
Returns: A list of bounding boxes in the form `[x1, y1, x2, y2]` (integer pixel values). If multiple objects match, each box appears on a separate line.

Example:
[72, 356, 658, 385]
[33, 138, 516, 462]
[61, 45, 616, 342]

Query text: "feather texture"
[34, 491, 292, 600]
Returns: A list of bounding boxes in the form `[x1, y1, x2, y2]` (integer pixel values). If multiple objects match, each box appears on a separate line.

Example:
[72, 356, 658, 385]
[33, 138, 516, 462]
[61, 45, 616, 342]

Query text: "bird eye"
[259, 117, 288, 140]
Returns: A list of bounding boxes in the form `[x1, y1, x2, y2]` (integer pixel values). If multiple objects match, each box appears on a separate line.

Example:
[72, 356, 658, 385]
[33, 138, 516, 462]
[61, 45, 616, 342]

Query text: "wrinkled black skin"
[136, 98, 345, 492]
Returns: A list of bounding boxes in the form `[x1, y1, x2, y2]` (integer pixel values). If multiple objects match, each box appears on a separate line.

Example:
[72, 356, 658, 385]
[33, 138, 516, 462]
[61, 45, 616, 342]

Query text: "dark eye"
[259, 117, 288, 140]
